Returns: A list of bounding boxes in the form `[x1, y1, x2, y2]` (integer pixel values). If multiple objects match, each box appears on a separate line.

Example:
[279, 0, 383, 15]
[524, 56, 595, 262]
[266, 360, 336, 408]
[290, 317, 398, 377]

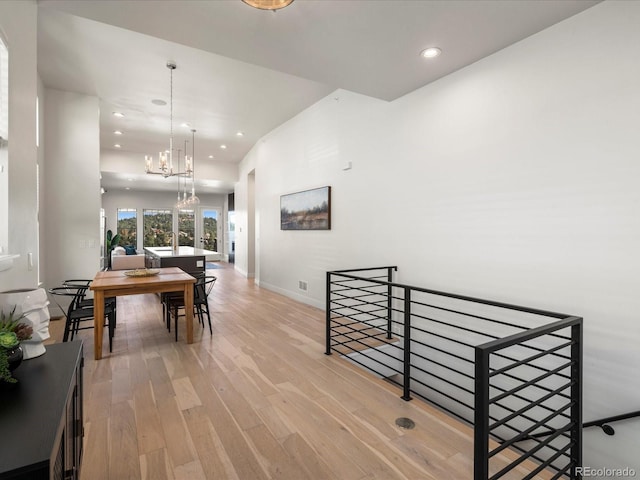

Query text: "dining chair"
[63, 278, 117, 328]
[48, 285, 116, 352]
[161, 271, 205, 333]
[165, 274, 216, 341]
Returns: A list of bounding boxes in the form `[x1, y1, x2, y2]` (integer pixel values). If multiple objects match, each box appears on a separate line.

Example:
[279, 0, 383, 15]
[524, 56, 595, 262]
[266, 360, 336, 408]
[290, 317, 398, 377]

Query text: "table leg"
[185, 282, 194, 344]
[94, 290, 105, 360]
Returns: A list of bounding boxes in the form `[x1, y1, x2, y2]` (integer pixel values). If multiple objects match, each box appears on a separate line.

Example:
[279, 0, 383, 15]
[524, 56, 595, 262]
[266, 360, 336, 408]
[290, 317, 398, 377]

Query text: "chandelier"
[242, 0, 294, 11]
[144, 61, 193, 179]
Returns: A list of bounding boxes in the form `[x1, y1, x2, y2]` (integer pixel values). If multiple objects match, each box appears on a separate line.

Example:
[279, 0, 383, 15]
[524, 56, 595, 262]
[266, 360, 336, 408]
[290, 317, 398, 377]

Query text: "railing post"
[402, 286, 412, 401]
[474, 346, 490, 480]
[386, 267, 393, 339]
[570, 321, 583, 478]
[325, 271, 332, 355]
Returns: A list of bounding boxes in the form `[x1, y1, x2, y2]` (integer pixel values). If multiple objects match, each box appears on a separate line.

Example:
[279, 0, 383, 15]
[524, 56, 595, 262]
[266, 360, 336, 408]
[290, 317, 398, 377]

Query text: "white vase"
[0, 288, 50, 359]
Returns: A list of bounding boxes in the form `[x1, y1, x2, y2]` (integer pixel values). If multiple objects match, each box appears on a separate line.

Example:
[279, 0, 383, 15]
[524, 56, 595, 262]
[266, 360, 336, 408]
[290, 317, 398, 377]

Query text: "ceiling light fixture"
[175, 129, 200, 208]
[145, 62, 193, 179]
[242, 0, 294, 11]
[186, 129, 200, 206]
[236, 131, 244, 137]
[114, 144, 121, 148]
[420, 47, 442, 59]
[112, 112, 125, 118]
[114, 130, 123, 135]
[220, 144, 227, 150]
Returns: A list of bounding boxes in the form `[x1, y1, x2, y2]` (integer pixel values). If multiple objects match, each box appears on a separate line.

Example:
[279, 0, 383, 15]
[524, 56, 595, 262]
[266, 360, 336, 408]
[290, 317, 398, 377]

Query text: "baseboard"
[234, 265, 256, 278]
[258, 281, 324, 310]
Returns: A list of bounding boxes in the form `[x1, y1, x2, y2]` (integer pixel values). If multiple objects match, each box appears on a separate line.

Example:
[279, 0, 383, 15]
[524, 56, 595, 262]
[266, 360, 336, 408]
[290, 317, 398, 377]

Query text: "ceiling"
[37, 0, 600, 194]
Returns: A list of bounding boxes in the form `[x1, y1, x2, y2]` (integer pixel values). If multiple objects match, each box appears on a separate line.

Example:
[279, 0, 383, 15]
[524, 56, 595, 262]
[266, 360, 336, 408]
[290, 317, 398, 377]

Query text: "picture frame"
[280, 186, 331, 230]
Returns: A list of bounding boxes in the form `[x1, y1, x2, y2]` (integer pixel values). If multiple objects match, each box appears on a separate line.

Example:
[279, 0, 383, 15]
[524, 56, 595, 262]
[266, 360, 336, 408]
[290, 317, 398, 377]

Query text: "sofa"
[111, 246, 146, 270]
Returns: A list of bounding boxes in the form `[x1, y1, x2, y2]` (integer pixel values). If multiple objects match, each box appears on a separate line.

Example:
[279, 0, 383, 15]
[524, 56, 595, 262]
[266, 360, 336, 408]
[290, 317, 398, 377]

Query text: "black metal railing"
[583, 411, 640, 436]
[326, 266, 583, 480]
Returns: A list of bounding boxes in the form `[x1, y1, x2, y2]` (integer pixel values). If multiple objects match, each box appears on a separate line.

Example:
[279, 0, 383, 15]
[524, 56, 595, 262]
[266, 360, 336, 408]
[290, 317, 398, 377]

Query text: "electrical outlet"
[298, 280, 308, 292]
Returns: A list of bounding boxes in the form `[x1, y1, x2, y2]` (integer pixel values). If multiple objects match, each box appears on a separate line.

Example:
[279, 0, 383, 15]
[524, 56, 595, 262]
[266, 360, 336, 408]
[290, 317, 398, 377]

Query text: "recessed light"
[236, 131, 244, 137]
[208, 155, 214, 159]
[151, 99, 167, 106]
[127, 178, 133, 181]
[420, 47, 441, 59]
[220, 144, 227, 149]
[112, 112, 125, 117]
[114, 144, 121, 148]
[114, 130, 123, 135]
[181, 123, 191, 128]
[125, 187, 131, 190]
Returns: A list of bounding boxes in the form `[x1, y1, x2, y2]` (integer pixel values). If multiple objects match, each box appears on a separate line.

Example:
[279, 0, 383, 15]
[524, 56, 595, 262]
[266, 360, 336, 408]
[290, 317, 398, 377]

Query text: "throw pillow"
[124, 245, 137, 255]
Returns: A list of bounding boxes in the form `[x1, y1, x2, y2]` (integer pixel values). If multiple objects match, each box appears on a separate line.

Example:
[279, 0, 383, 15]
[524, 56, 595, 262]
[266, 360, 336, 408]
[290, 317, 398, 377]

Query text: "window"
[178, 209, 194, 247]
[117, 208, 137, 247]
[202, 209, 219, 252]
[143, 209, 173, 247]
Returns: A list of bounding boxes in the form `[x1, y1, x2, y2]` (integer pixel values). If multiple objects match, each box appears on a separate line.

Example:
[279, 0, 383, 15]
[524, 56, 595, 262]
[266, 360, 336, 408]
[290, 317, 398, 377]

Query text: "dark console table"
[0, 341, 84, 480]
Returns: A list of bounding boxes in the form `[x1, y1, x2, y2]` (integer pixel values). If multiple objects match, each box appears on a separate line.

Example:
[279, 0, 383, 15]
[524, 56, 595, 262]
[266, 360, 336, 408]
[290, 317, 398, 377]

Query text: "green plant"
[0, 306, 32, 383]
[106, 229, 121, 253]
[106, 229, 121, 269]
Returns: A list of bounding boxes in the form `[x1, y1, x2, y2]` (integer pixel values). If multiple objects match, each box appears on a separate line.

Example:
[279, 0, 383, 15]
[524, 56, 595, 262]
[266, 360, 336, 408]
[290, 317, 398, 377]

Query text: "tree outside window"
[178, 209, 194, 247]
[117, 208, 137, 247]
[143, 209, 173, 247]
[202, 209, 218, 251]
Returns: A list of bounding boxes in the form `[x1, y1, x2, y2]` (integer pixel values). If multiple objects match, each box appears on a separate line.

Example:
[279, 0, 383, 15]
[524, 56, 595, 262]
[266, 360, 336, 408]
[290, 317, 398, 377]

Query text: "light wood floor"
[46, 263, 552, 480]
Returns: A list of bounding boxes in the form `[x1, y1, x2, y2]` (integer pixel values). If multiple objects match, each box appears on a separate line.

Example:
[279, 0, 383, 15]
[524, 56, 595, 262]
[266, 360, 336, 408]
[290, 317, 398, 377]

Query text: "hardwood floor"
[46, 263, 552, 479]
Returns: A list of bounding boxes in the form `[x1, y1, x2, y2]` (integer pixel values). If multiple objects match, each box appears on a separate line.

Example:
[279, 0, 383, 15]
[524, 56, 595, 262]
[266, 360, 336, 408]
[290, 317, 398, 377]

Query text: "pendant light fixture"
[185, 129, 200, 206]
[175, 130, 200, 209]
[242, 0, 294, 11]
[145, 62, 193, 179]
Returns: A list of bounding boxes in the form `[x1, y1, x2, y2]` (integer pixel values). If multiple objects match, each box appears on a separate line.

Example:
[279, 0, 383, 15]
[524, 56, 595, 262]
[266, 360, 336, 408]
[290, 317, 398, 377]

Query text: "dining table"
[89, 267, 196, 360]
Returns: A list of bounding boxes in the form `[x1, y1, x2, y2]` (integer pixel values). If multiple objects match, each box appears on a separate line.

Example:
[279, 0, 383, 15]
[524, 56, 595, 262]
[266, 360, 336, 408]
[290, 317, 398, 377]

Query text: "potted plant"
[0, 306, 33, 384]
[105, 229, 121, 269]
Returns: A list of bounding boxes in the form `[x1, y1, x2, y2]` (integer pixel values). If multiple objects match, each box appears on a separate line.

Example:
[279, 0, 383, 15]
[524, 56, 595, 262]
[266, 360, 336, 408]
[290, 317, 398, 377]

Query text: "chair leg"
[174, 306, 179, 342]
[71, 316, 80, 340]
[62, 317, 72, 342]
[108, 312, 115, 353]
[112, 298, 117, 329]
[196, 305, 204, 329]
[205, 305, 212, 335]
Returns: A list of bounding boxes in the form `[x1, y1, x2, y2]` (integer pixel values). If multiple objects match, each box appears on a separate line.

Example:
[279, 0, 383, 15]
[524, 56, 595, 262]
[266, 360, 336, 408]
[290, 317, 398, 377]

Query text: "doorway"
[196, 206, 222, 261]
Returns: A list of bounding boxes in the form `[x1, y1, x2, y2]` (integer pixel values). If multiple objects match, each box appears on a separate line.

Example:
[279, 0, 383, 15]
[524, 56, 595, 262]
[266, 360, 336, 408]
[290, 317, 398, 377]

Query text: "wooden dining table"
[90, 267, 196, 360]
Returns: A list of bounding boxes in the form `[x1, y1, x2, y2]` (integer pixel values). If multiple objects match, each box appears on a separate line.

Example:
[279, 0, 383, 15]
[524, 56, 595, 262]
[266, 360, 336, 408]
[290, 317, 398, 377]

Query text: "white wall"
[236, 1, 640, 471]
[0, 1, 39, 292]
[43, 88, 101, 289]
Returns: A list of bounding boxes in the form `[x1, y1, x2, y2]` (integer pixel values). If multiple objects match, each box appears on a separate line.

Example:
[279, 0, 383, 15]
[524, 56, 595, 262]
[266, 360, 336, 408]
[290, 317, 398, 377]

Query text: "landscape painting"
[281, 186, 331, 230]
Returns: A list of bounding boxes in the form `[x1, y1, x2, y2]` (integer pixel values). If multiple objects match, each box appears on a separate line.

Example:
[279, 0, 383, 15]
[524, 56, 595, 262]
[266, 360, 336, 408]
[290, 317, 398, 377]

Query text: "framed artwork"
[280, 186, 331, 230]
